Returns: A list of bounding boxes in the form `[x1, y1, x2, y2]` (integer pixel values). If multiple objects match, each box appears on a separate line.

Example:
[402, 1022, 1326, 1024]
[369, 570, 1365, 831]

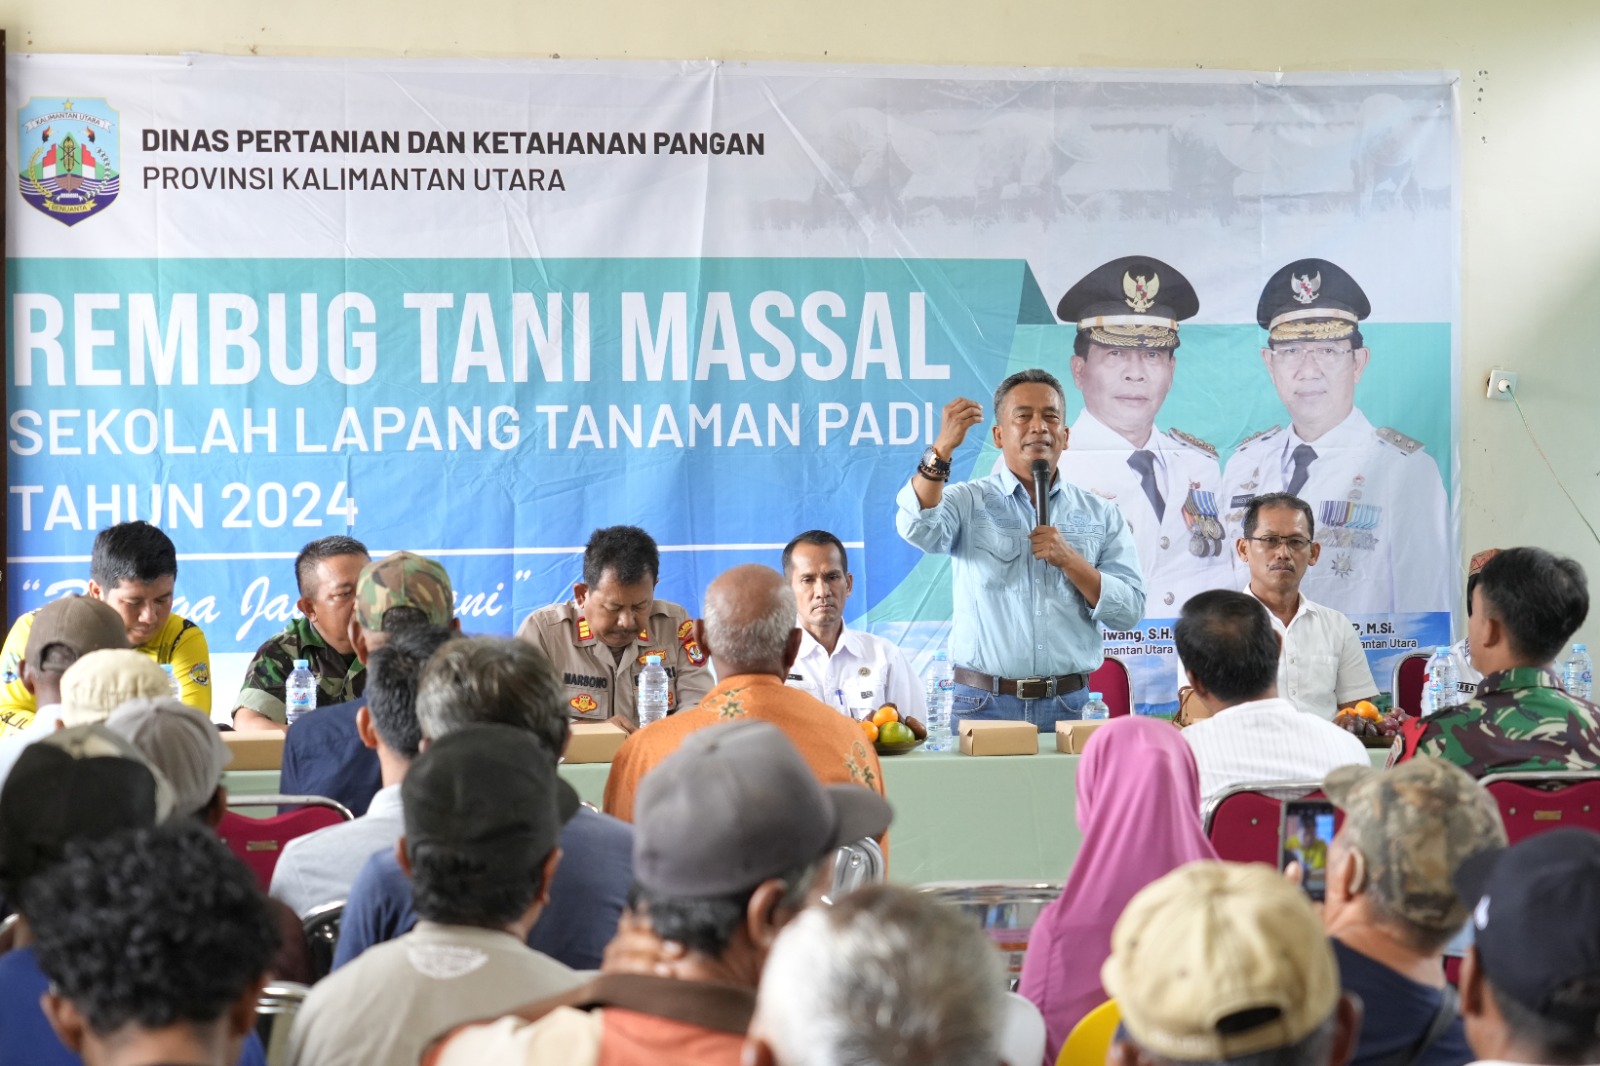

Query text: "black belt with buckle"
[952, 667, 1088, 701]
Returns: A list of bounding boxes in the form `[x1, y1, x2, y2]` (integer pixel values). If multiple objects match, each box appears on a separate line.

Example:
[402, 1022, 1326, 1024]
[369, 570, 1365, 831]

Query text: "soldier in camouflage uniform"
[235, 537, 371, 732]
[1393, 546, 1597, 776]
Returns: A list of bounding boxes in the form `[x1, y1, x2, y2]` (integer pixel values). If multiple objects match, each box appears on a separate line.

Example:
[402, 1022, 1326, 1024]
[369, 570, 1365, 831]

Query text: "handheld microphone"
[1030, 458, 1050, 528]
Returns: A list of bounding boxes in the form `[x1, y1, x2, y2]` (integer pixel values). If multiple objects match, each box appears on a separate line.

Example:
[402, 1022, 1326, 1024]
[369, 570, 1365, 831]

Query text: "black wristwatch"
[918, 447, 952, 482]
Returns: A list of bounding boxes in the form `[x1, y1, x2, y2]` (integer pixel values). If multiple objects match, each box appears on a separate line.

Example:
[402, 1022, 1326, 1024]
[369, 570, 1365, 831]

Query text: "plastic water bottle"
[1422, 646, 1458, 715]
[1082, 691, 1109, 721]
[924, 650, 954, 752]
[1564, 644, 1594, 701]
[637, 654, 670, 727]
[285, 659, 317, 726]
[161, 663, 183, 702]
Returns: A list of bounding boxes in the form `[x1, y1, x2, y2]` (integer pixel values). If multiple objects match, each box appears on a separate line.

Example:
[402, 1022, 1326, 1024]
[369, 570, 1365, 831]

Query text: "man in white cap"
[0, 648, 170, 786]
[1104, 861, 1361, 1066]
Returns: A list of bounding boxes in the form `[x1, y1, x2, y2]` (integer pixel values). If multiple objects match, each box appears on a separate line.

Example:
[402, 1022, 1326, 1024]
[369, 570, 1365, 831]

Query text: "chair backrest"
[302, 899, 345, 982]
[1479, 771, 1600, 844]
[917, 881, 1063, 990]
[1057, 999, 1120, 1066]
[1391, 651, 1430, 716]
[219, 794, 354, 890]
[830, 837, 885, 901]
[255, 981, 311, 1066]
[1089, 657, 1133, 718]
[1001, 990, 1047, 1066]
[1202, 783, 1327, 866]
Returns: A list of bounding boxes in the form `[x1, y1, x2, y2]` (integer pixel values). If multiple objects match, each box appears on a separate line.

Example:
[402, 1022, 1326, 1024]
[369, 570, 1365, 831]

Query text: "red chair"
[218, 794, 354, 889]
[1478, 771, 1600, 844]
[1391, 651, 1430, 716]
[1201, 782, 1329, 866]
[1088, 656, 1132, 718]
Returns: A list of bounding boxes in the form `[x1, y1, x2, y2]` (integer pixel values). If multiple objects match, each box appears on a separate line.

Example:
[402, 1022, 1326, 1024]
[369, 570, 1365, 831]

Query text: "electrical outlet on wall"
[1486, 369, 1518, 400]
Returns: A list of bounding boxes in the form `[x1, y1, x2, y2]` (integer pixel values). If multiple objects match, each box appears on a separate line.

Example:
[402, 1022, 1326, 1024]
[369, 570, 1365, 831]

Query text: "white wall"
[5, 0, 1599, 651]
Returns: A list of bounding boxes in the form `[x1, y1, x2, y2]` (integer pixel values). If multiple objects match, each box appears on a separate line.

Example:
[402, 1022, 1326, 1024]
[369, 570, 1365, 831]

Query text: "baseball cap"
[105, 697, 233, 818]
[0, 730, 163, 898]
[1322, 757, 1505, 933]
[355, 551, 455, 631]
[633, 721, 893, 897]
[401, 724, 577, 864]
[58, 649, 172, 728]
[1102, 861, 1340, 1061]
[1453, 828, 1600, 1029]
[23, 595, 129, 664]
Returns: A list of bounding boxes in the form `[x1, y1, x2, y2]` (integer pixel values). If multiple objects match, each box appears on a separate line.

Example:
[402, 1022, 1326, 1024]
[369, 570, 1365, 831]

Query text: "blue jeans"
[951, 681, 1088, 733]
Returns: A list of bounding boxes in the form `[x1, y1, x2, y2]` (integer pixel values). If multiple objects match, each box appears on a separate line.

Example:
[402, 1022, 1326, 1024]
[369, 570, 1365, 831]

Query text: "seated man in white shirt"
[1176, 588, 1369, 807]
[1235, 492, 1378, 719]
[781, 530, 925, 722]
[269, 624, 460, 918]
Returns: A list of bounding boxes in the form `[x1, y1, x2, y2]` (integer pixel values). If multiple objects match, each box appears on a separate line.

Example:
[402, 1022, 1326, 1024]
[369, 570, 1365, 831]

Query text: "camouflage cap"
[1323, 757, 1506, 932]
[355, 552, 454, 631]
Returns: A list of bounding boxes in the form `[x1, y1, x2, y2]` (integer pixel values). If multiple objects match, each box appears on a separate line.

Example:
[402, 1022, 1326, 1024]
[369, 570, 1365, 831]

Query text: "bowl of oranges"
[860, 703, 927, 756]
[1333, 699, 1405, 748]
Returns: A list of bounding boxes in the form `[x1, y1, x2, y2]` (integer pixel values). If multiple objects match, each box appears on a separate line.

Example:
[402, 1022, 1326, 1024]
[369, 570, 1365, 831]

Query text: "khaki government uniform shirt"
[515, 599, 713, 728]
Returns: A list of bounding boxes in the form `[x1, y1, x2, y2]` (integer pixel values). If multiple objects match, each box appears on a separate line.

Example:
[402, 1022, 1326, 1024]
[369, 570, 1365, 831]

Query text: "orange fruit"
[860, 720, 880, 743]
[871, 704, 900, 727]
[1353, 700, 1381, 721]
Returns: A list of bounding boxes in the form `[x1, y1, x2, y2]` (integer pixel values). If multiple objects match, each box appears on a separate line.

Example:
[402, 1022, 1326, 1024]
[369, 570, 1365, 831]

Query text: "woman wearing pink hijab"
[1018, 716, 1217, 1064]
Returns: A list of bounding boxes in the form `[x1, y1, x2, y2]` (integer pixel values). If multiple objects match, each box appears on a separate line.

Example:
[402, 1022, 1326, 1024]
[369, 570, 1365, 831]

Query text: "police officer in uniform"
[1222, 259, 1451, 617]
[1053, 255, 1233, 618]
[515, 525, 714, 731]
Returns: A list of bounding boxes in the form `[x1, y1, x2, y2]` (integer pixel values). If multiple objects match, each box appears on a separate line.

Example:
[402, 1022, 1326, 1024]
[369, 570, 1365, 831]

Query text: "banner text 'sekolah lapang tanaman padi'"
[6, 58, 1459, 713]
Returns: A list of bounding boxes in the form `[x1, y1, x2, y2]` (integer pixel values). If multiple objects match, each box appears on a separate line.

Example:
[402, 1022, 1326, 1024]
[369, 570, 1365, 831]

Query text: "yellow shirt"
[0, 609, 213, 732]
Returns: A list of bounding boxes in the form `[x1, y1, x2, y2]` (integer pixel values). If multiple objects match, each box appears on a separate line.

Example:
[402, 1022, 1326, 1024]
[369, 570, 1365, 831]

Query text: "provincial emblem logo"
[1290, 271, 1322, 305]
[18, 98, 121, 226]
[1122, 271, 1160, 313]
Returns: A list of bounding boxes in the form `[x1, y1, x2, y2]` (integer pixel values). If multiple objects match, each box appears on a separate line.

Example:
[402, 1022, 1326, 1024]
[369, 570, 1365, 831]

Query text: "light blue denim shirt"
[896, 466, 1146, 677]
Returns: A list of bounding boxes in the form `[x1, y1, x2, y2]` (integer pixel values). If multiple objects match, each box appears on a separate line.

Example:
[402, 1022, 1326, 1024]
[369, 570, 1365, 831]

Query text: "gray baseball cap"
[105, 697, 233, 819]
[634, 721, 893, 897]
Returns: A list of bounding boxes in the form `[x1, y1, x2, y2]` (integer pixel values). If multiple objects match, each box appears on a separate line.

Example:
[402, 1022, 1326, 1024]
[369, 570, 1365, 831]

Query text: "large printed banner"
[6, 57, 1459, 713]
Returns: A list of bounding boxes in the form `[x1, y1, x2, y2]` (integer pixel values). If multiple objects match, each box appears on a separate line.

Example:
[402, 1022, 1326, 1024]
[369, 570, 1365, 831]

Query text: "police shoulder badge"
[1123, 271, 1160, 313]
[679, 621, 707, 667]
[1290, 271, 1322, 305]
[575, 617, 593, 643]
[569, 693, 598, 714]
[18, 98, 121, 226]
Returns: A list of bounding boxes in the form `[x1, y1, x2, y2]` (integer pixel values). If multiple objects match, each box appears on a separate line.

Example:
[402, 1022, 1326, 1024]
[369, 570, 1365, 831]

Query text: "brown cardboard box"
[1054, 721, 1105, 754]
[221, 732, 285, 771]
[564, 721, 629, 764]
[957, 719, 1038, 756]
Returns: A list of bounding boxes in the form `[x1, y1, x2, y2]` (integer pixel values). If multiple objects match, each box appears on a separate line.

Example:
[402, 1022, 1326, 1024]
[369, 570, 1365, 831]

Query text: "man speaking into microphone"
[896, 369, 1146, 730]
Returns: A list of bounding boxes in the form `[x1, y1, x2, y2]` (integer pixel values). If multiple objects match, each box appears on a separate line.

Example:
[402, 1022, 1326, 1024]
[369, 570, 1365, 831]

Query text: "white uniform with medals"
[785, 624, 927, 722]
[1221, 407, 1452, 616]
[1057, 410, 1235, 615]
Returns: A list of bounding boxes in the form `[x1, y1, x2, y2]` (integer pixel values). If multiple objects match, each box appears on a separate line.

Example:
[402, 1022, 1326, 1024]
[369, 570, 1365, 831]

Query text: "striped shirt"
[1182, 696, 1371, 808]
